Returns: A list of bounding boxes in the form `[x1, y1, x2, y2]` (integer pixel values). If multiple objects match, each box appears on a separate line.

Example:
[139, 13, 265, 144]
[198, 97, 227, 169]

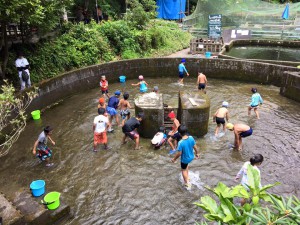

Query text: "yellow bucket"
[31, 110, 41, 120]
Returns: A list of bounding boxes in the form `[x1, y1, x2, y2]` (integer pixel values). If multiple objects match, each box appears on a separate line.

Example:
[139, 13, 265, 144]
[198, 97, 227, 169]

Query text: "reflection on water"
[224, 46, 300, 61]
[0, 78, 299, 224]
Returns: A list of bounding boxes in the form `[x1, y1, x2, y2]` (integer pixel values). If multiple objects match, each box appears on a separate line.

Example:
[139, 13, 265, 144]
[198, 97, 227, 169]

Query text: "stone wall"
[28, 58, 300, 111]
[280, 71, 300, 102]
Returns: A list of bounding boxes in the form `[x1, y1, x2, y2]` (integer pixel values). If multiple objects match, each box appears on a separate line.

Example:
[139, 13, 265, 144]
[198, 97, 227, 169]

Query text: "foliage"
[194, 164, 294, 225]
[0, 80, 38, 157]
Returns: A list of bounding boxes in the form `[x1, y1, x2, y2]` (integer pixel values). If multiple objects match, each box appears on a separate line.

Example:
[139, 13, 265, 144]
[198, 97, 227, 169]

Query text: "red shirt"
[100, 80, 108, 91]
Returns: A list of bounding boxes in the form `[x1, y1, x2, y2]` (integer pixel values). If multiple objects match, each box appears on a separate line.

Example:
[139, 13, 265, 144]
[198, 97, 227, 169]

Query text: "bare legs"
[168, 137, 177, 150]
[248, 106, 260, 119]
[182, 167, 189, 185]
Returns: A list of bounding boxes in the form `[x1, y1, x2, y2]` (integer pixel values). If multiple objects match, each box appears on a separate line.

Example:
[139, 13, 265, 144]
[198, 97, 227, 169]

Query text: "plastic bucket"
[119, 75, 126, 83]
[31, 110, 41, 120]
[43, 192, 61, 210]
[205, 52, 211, 58]
[30, 180, 46, 197]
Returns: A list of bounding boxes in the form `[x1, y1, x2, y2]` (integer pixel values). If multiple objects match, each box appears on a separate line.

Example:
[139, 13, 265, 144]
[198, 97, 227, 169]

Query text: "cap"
[251, 88, 257, 93]
[222, 101, 229, 107]
[114, 90, 121, 95]
[153, 86, 159, 91]
[101, 75, 106, 79]
[181, 59, 186, 63]
[138, 75, 144, 80]
[99, 98, 105, 104]
[168, 111, 176, 119]
[226, 123, 234, 130]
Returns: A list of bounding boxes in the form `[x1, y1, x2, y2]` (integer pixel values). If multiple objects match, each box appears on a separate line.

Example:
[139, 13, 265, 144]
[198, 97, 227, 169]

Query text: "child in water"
[151, 126, 167, 149]
[131, 75, 148, 93]
[178, 59, 189, 85]
[213, 101, 229, 136]
[167, 111, 181, 154]
[99, 75, 110, 98]
[248, 87, 263, 119]
[197, 72, 208, 93]
[118, 92, 131, 127]
[235, 154, 264, 206]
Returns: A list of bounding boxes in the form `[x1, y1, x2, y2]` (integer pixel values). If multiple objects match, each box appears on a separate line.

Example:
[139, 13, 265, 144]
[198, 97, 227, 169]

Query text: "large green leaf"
[194, 196, 219, 214]
[247, 164, 261, 192]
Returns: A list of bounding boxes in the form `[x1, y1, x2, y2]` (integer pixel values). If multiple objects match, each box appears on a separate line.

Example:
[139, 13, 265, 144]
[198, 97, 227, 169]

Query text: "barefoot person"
[32, 126, 55, 167]
[178, 59, 189, 85]
[100, 75, 110, 98]
[131, 75, 148, 93]
[235, 154, 264, 206]
[118, 92, 131, 127]
[248, 88, 263, 119]
[106, 90, 121, 131]
[122, 112, 144, 150]
[167, 111, 181, 155]
[213, 101, 229, 136]
[93, 108, 111, 152]
[197, 72, 207, 93]
[171, 125, 200, 189]
[226, 123, 253, 151]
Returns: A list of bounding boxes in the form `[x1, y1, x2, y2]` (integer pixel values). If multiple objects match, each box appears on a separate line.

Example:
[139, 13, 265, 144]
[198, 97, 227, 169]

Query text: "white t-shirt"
[15, 58, 29, 68]
[93, 115, 108, 133]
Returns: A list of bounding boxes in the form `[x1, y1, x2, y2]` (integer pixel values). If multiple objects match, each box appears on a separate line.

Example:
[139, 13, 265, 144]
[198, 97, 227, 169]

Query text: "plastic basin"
[119, 75, 126, 83]
[31, 110, 41, 120]
[205, 52, 211, 58]
[43, 192, 61, 210]
[30, 180, 46, 197]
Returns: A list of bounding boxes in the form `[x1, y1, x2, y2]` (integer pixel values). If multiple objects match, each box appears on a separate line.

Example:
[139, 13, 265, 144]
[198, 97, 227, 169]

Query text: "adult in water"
[226, 123, 253, 151]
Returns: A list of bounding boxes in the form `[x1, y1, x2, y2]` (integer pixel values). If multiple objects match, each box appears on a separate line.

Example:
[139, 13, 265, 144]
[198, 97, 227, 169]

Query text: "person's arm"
[193, 145, 200, 159]
[93, 124, 96, 132]
[144, 81, 149, 86]
[106, 120, 111, 130]
[197, 75, 200, 84]
[184, 65, 189, 76]
[171, 151, 182, 163]
[48, 135, 55, 145]
[32, 140, 39, 155]
[234, 130, 240, 148]
[131, 82, 140, 86]
[250, 95, 255, 106]
[204, 76, 208, 85]
[117, 99, 122, 109]
[213, 109, 218, 121]
[259, 95, 263, 104]
[226, 110, 229, 122]
[127, 101, 132, 109]
[235, 165, 244, 181]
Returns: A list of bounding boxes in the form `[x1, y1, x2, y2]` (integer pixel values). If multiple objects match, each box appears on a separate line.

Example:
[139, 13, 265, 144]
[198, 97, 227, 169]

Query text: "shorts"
[94, 131, 107, 144]
[240, 128, 253, 138]
[101, 89, 108, 94]
[37, 147, 52, 161]
[125, 131, 139, 140]
[198, 83, 206, 90]
[181, 162, 189, 170]
[106, 106, 118, 116]
[250, 104, 258, 108]
[179, 72, 184, 79]
[170, 132, 181, 142]
[154, 138, 167, 148]
[120, 109, 130, 120]
[216, 117, 225, 125]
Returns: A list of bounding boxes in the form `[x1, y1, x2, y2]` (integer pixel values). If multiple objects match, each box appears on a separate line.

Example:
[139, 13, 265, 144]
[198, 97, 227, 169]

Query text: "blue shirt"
[178, 63, 188, 73]
[177, 136, 196, 164]
[140, 81, 148, 93]
[108, 96, 119, 109]
[250, 93, 263, 107]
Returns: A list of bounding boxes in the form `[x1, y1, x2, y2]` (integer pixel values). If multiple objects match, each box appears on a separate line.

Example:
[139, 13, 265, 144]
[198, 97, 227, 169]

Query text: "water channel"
[224, 46, 300, 61]
[0, 77, 299, 224]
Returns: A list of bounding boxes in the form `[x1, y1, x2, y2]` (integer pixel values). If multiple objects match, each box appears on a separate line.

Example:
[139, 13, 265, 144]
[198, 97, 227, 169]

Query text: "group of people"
[31, 59, 265, 195]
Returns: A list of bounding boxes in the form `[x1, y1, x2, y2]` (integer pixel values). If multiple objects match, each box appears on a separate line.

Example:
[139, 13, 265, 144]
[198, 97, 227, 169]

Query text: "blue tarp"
[157, 0, 187, 20]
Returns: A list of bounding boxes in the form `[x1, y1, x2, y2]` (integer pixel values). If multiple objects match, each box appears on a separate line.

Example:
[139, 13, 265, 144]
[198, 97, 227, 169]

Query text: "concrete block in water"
[134, 93, 164, 138]
[0, 193, 23, 225]
[178, 91, 210, 137]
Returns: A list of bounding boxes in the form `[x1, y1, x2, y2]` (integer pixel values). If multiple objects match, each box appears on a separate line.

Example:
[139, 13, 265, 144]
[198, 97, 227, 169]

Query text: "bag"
[21, 70, 29, 82]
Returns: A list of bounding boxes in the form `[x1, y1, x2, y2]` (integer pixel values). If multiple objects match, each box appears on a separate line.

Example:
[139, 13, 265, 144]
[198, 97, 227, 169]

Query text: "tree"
[0, 0, 74, 79]
[0, 80, 37, 157]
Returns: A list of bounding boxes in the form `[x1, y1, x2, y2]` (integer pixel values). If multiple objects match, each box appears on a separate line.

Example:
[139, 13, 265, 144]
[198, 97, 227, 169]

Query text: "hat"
[153, 86, 159, 91]
[181, 59, 186, 63]
[226, 123, 234, 130]
[101, 75, 106, 79]
[222, 101, 229, 107]
[99, 98, 105, 104]
[168, 111, 176, 119]
[114, 90, 121, 95]
[138, 75, 144, 80]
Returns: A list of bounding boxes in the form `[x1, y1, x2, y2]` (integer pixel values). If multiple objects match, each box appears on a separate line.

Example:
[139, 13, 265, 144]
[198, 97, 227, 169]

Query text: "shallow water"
[0, 77, 300, 225]
[224, 46, 300, 61]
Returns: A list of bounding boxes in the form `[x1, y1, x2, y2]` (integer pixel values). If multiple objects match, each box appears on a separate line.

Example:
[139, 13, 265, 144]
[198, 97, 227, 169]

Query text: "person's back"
[119, 99, 129, 110]
[178, 136, 196, 164]
[94, 114, 108, 133]
[215, 107, 228, 118]
[122, 117, 139, 133]
[197, 73, 207, 84]
[108, 96, 119, 109]
[234, 124, 251, 134]
[140, 81, 148, 93]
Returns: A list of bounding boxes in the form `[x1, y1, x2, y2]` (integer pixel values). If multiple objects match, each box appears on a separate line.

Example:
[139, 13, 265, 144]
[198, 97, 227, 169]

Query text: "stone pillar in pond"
[178, 91, 210, 137]
[134, 93, 164, 138]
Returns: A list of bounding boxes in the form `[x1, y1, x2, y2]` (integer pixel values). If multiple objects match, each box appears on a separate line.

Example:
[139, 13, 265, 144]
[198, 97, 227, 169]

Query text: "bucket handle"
[41, 200, 55, 205]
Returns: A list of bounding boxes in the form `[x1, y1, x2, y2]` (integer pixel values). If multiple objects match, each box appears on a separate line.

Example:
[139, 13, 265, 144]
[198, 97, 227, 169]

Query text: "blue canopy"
[156, 0, 187, 20]
[282, 3, 289, 20]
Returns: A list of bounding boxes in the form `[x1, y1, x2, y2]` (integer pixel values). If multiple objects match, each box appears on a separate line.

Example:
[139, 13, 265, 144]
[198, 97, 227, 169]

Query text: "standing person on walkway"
[122, 112, 144, 150]
[197, 72, 208, 93]
[93, 108, 111, 152]
[226, 123, 253, 151]
[248, 88, 263, 119]
[15, 52, 31, 90]
[178, 59, 189, 85]
[171, 125, 200, 189]
[32, 126, 55, 167]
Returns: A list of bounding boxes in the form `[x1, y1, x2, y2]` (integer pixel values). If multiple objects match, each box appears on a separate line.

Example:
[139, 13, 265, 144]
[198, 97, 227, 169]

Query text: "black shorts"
[102, 90, 108, 94]
[216, 117, 225, 125]
[198, 83, 206, 90]
[181, 162, 189, 170]
[179, 72, 184, 79]
[170, 132, 181, 142]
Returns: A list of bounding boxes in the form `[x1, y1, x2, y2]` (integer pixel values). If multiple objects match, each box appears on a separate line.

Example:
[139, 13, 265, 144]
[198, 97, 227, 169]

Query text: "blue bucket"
[119, 75, 126, 83]
[30, 180, 46, 197]
[205, 52, 211, 58]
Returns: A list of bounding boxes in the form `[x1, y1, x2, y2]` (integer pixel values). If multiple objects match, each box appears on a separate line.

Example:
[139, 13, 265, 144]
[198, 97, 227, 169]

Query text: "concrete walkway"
[166, 48, 205, 58]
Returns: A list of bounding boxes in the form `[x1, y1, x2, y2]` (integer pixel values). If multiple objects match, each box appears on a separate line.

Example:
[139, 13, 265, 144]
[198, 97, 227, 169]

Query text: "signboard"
[208, 14, 222, 38]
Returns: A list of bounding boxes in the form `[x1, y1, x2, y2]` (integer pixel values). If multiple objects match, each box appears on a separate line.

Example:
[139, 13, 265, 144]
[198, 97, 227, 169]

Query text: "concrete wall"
[280, 71, 300, 102]
[28, 58, 300, 111]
